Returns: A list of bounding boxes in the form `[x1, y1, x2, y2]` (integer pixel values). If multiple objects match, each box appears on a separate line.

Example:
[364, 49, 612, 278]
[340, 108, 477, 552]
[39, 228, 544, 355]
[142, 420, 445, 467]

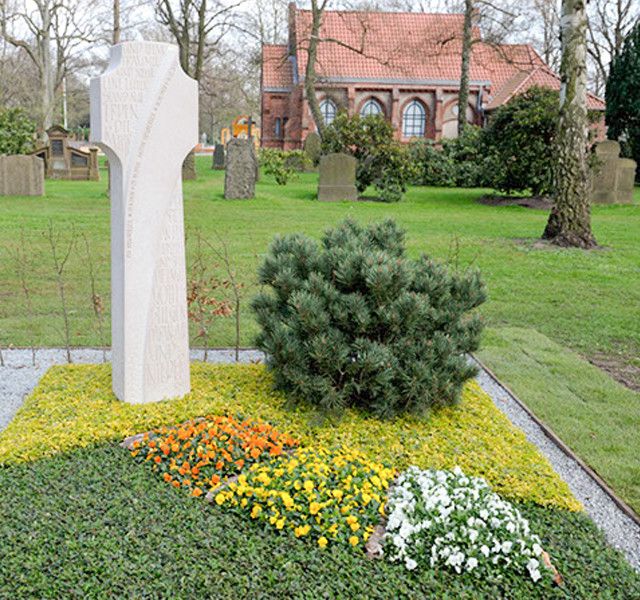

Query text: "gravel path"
[1, 347, 638, 570]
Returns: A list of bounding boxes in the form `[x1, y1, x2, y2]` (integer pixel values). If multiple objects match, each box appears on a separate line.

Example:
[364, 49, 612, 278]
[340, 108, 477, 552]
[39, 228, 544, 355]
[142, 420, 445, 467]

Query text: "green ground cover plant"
[0, 363, 578, 510]
[1, 440, 638, 597]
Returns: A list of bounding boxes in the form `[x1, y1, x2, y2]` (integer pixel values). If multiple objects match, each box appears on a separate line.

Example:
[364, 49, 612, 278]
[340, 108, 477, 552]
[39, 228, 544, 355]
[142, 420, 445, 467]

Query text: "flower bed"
[130, 415, 299, 496]
[0, 363, 579, 510]
[216, 447, 394, 549]
[385, 467, 549, 582]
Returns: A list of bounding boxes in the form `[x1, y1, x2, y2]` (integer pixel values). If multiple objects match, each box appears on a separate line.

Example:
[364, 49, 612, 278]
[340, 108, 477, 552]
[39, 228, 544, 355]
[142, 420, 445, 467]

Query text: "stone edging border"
[471, 353, 640, 528]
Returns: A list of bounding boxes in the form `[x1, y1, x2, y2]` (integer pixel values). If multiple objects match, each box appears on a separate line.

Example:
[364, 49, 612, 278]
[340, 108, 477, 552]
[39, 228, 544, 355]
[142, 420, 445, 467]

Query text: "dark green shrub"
[409, 127, 492, 188]
[321, 113, 414, 202]
[0, 108, 36, 155]
[252, 219, 486, 417]
[260, 149, 309, 185]
[606, 21, 640, 181]
[482, 87, 559, 195]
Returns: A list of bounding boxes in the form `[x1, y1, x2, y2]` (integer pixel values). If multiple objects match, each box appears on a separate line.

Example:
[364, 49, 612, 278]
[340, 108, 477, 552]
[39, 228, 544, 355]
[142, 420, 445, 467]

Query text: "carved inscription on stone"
[90, 42, 198, 404]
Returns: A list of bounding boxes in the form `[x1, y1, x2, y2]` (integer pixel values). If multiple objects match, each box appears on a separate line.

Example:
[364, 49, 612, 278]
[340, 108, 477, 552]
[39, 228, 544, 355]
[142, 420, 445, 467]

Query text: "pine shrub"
[252, 219, 486, 417]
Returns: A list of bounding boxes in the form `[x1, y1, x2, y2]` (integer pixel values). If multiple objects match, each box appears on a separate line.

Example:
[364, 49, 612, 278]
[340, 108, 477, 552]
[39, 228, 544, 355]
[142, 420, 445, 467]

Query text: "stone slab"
[0, 155, 44, 196]
[182, 151, 197, 180]
[224, 138, 256, 199]
[212, 144, 225, 169]
[317, 152, 358, 201]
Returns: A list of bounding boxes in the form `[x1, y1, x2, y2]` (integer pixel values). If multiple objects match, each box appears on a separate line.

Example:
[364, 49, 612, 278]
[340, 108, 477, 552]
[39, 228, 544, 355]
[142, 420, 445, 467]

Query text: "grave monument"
[317, 153, 358, 201]
[224, 138, 257, 199]
[31, 125, 99, 181]
[0, 155, 45, 196]
[212, 143, 225, 169]
[590, 140, 637, 204]
[90, 41, 198, 404]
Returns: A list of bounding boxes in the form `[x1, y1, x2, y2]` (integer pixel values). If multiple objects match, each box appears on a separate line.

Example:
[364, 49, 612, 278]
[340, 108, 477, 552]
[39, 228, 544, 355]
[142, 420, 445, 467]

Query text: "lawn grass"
[1, 157, 639, 514]
[1, 442, 638, 599]
[478, 327, 640, 513]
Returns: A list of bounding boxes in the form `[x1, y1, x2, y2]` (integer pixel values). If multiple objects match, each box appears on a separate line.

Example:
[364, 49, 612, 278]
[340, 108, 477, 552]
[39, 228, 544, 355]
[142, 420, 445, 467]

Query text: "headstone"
[317, 153, 358, 201]
[590, 140, 637, 204]
[182, 151, 197, 180]
[0, 155, 44, 196]
[90, 41, 198, 404]
[212, 143, 225, 170]
[303, 132, 322, 166]
[224, 138, 256, 199]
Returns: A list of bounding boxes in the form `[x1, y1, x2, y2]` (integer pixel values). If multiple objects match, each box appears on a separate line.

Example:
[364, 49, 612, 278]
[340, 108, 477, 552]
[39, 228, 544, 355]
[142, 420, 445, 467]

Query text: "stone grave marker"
[212, 143, 225, 169]
[90, 41, 198, 404]
[317, 152, 358, 201]
[303, 132, 322, 167]
[591, 140, 637, 204]
[0, 155, 44, 196]
[224, 138, 256, 199]
[182, 151, 197, 180]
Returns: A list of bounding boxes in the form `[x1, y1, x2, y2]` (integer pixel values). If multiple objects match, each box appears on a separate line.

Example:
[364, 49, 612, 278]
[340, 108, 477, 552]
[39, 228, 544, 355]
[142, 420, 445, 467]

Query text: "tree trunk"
[305, 0, 325, 137]
[458, 0, 474, 136]
[543, 0, 597, 248]
[40, 5, 55, 136]
[113, 0, 121, 44]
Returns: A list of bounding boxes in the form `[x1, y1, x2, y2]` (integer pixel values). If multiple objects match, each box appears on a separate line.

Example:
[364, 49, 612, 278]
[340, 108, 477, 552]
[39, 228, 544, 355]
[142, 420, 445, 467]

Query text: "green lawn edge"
[478, 326, 640, 514]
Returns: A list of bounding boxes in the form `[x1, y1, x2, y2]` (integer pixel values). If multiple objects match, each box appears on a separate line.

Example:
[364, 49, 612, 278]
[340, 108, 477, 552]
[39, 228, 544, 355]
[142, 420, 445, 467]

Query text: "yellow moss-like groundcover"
[0, 363, 580, 511]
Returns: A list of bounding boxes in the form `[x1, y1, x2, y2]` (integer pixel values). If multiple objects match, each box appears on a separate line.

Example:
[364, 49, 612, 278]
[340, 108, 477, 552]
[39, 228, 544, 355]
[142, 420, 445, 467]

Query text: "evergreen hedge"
[252, 219, 486, 417]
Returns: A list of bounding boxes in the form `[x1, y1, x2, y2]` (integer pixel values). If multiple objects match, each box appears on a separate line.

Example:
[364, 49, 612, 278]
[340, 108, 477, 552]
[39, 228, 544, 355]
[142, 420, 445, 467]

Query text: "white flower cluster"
[384, 466, 547, 582]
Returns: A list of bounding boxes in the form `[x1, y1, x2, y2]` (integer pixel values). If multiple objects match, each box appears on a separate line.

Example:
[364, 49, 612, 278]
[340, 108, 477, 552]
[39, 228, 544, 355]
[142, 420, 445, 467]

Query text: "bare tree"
[201, 233, 244, 363]
[82, 233, 107, 362]
[10, 231, 38, 366]
[304, 0, 331, 137]
[45, 220, 76, 362]
[1, 0, 98, 136]
[529, 0, 561, 70]
[156, 0, 244, 82]
[543, 0, 596, 248]
[587, 0, 639, 95]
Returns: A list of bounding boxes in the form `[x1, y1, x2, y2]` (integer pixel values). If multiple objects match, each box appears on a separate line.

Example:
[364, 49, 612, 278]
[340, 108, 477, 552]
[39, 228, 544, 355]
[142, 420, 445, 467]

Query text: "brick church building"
[261, 4, 605, 149]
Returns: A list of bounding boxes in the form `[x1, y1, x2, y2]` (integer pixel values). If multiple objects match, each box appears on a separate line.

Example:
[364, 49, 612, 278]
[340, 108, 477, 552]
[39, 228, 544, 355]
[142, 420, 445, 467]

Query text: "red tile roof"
[283, 8, 604, 110]
[262, 44, 294, 88]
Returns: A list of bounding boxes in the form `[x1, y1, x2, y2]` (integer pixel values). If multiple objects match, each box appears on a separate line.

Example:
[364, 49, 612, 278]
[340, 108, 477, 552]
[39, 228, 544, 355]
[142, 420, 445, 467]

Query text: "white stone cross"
[90, 42, 198, 404]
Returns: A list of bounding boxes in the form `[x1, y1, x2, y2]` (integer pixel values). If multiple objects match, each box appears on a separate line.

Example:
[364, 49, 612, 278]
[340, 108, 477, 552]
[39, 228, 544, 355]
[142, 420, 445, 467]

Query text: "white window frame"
[319, 99, 337, 125]
[402, 100, 426, 137]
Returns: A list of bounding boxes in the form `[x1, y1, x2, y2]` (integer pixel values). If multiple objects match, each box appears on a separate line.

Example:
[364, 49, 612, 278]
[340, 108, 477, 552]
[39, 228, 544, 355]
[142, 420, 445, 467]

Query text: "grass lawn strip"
[0, 443, 638, 598]
[0, 363, 578, 511]
[478, 326, 640, 514]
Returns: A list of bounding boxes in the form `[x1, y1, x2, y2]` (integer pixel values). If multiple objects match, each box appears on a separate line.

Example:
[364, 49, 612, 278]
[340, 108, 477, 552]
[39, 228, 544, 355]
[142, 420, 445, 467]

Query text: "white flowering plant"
[385, 466, 550, 583]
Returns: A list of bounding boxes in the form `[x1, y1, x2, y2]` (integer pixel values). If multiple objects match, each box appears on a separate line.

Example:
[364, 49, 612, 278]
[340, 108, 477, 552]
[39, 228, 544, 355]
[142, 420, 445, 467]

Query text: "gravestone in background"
[590, 140, 637, 204]
[224, 138, 256, 199]
[317, 152, 358, 201]
[0, 155, 44, 196]
[212, 143, 225, 169]
[303, 132, 322, 167]
[90, 41, 198, 404]
[182, 151, 197, 180]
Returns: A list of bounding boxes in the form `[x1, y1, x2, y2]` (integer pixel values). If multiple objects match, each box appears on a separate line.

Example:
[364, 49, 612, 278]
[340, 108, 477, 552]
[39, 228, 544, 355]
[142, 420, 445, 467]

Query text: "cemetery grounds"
[0, 156, 639, 596]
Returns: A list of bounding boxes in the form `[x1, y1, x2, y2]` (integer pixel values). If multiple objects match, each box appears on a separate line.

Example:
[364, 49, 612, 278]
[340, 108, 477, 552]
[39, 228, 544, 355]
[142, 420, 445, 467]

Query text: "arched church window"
[360, 98, 383, 117]
[319, 99, 337, 125]
[402, 100, 426, 137]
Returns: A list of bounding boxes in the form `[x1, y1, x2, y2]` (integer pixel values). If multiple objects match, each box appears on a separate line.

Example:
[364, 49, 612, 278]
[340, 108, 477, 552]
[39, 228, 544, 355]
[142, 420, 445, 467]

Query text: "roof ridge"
[295, 8, 465, 18]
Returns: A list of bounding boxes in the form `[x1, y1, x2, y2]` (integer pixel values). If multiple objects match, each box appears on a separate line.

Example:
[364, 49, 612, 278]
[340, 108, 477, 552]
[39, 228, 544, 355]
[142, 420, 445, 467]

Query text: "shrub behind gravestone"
[252, 219, 486, 418]
[0, 108, 36, 155]
[321, 113, 414, 202]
